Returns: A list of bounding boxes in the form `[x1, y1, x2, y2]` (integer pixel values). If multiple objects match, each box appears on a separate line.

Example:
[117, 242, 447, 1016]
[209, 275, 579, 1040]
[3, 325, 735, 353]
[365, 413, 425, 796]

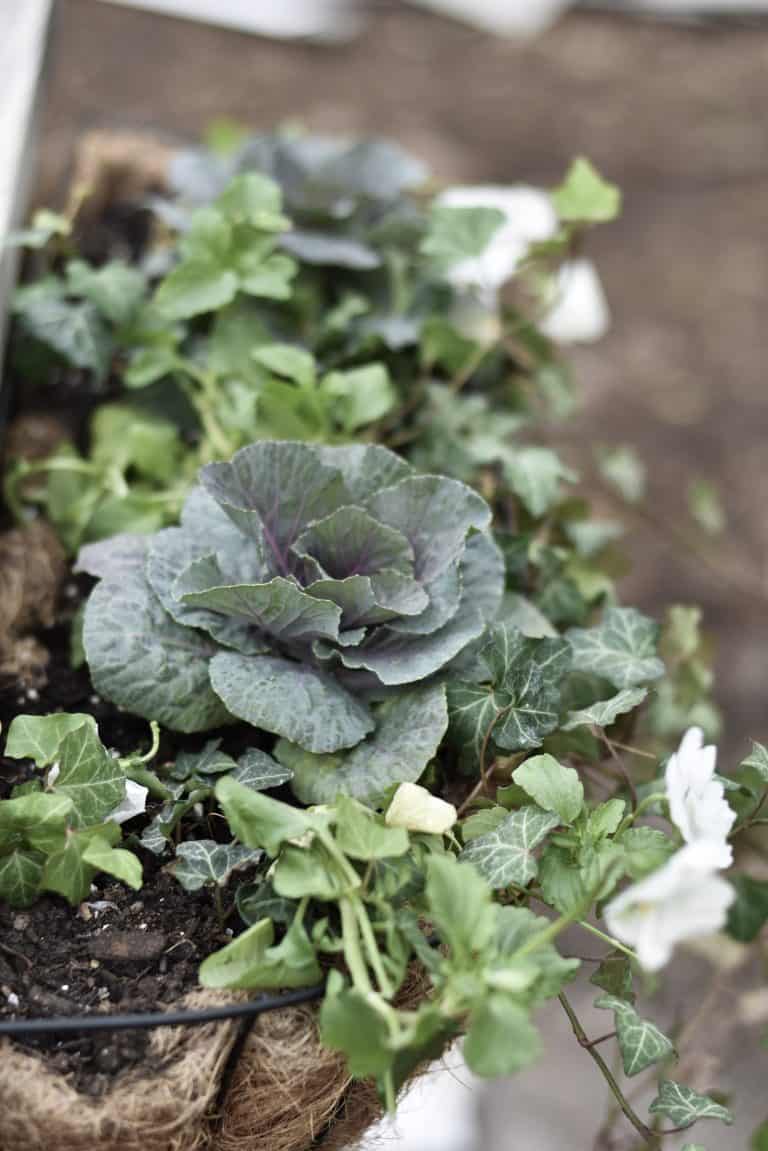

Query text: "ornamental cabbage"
[78, 440, 504, 759]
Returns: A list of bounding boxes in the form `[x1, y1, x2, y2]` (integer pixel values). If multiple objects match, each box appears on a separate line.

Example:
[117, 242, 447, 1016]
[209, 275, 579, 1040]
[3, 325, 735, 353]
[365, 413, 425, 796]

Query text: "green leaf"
[53, 725, 126, 828]
[199, 915, 320, 991]
[215, 172, 289, 232]
[590, 952, 634, 1003]
[585, 799, 626, 842]
[464, 997, 541, 1077]
[563, 687, 647, 731]
[236, 880, 295, 927]
[421, 204, 505, 272]
[739, 741, 768, 784]
[209, 652, 373, 754]
[552, 157, 621, 223]
[172, 839, 262, 891]
[66, 259, 146, 327]
[568, 607, 664, 690]
[172, 739, 238, 780]
[595, 994, 676, 1077]
[238, 251, 297, 299]
[595, 444, 646, 504]
[215, 776, 315, 857]
[0, 850, 44, 907]
[448, 625, 571, 763]
[319, 986, 393, 1078]
[179, 572, 343, 645]
[279, 683, 448, 805]
[83, 569, 230, 733]
[14, 289, 112, 379]
[460, 806, 559, 890]
[461, 807, 508, 842]
[688, 479, 725, 536]
[321, 363, 397, 432]
[0, 793, 74, 853]
[272, 841, 350, 901]
[233, 749, 293, 791]
[4, 712, 96, 766]
[512, 754, 584, 824]
[294, 506, 414, 579]
[41, 834, 96, 905]
[4, 208, 69, 249]
[426, 853, 496, 962]
[155, 259, 238, 320]
[252, 342, 315, 387]
[334, 796, 409, 861]
[619, 826, 675, 880]
[649, 1081, 734, 1129]
[726, 875, 768, 943]
[503, 447, 576, 518]
[81, 836, 143, 891]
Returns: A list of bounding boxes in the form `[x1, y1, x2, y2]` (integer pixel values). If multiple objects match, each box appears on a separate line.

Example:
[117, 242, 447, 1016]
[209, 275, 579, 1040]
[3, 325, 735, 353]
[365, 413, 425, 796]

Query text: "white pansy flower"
[604, 841, 735, 972]
[106, 779, 149, 826]
[385, 783, 457, 836]
[665, 726, 735, 866]
[436, 185, 610, 344]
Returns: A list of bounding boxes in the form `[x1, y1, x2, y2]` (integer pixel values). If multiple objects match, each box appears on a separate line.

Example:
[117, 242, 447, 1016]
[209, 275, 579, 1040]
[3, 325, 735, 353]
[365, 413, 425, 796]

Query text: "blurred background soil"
[29, 4, 768, 1146]
[38, 0, 768, 759]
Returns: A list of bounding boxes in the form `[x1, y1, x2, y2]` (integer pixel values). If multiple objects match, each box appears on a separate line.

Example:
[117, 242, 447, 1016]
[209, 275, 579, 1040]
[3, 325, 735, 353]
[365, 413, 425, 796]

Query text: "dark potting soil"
[0, 867, 231, 1096]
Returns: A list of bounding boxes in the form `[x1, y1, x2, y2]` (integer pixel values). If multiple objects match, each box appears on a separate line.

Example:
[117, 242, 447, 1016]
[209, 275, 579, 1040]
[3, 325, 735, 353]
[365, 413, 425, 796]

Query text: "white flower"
[106, 779, 149, 825]
[436, 185, 610, 344]
[385, 783, 457, 836]
[665, 726, 735, 866]
[604, 841, 735, 972]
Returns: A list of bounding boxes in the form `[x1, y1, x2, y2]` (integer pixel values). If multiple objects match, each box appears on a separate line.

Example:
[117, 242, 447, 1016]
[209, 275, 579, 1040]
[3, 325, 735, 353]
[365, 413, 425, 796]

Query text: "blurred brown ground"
[39, 0, 768, 755]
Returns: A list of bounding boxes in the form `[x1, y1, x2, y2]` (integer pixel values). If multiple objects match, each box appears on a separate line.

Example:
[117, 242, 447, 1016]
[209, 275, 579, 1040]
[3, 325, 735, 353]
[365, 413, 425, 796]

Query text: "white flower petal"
[385, 782, 457, 836]
[665, 726, 734, 852]
[107, 779, 149, 826]
[604, 842, 735, 972]
[539, 259, 611, 345]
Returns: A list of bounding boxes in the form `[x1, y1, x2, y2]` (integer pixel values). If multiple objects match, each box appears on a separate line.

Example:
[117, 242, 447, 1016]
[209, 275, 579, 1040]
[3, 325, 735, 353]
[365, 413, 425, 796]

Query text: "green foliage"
[595, 994, 676, 1076]
[649, 1082, 734, 1129]
[552, 157, 622, 223]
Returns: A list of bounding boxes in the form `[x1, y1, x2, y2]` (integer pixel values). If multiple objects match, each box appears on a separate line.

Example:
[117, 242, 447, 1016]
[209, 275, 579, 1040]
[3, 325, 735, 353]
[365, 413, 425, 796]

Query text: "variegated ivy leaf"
[173, 839, 263, 892]
[595, 995, 676, 1077]
[739, 740, 768, 783]
[649, 1081, 734, 1129]
[233, 749, 293, 791]
[4, 712, 97, 767]
[447, 623, 571, 765]
[567, 607, 665, 690]
[172, 738, 238, 780]
[53, 724, 126, 828]
[0, 849, 45, 907]
[562, 687, 647, 731]
[0, 792, 74, 854]
[460, 806, 559, 889]
[276, 682, 448, 805]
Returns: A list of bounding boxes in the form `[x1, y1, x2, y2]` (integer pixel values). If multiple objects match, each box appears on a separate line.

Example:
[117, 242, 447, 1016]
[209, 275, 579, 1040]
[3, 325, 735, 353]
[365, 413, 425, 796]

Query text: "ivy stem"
[616, 792, 668, 836]
[576, 920, 637, 961]
[558, 991, 656, 1146]
[340, 897, 372, 994]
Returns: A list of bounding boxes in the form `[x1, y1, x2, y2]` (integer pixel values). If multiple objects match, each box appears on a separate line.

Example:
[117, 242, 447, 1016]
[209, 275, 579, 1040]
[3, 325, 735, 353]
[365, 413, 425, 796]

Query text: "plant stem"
[353, 898, 394, 998]
[558, 991, 655, 1146]
[576, 920, 637, 961]
[340, 897, 372, 994]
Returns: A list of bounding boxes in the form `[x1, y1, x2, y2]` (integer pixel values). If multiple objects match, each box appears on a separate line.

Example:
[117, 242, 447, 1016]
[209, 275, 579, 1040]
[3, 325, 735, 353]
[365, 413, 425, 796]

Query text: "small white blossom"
[107, 779, 148, 825]
[437, 185, 609, 344]
[604, 841, 735, 972]
[385, 783, 457, 836]
[665, 726, 735, 866]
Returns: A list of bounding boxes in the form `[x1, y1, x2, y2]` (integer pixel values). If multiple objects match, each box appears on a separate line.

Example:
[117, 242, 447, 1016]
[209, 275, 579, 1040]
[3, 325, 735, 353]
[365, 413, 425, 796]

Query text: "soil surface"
[0, 868, 228, 1096]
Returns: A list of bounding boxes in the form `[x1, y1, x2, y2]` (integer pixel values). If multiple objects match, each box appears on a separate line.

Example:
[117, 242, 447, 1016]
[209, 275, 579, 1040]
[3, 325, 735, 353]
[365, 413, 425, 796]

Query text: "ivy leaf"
[503, 447, 576, 518]
[233, 748, 293, 791]
[172, 738, 238, 780]
[464, 996, 541, 1077]
[512, 754, 584, 824]
[552, 157, 621, 223]
[334, 795, 409, 861]
[278, 683, 448, 806]
[421, 204, 505, 272]
[53, 725, 126, 828]
[567, 607, 664, 690]
[590, 952, 634, 1003]
[214, 776, 315, 857]
[739, 741, 768, 783]
[13, 288, 113, 379]
[81, 836, 143, 891]
[172, 839, 263, 891]
[448, 625, 571, 764]
[563, 687, 647, 731]
[649, 1081, 734, 1129]
[0, 793, 74, 853]
[0, 850, 44, 907]
[726, 875, 768, 943]
[41, 834, 96, 904]
[236, 880, 295, 927]
[461, 807, 508, 842]
[460, 806, 559, 889]
[595, 444, 646, 504]
[4, 713, 96, 767]
[595, 994, 675, 1077]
